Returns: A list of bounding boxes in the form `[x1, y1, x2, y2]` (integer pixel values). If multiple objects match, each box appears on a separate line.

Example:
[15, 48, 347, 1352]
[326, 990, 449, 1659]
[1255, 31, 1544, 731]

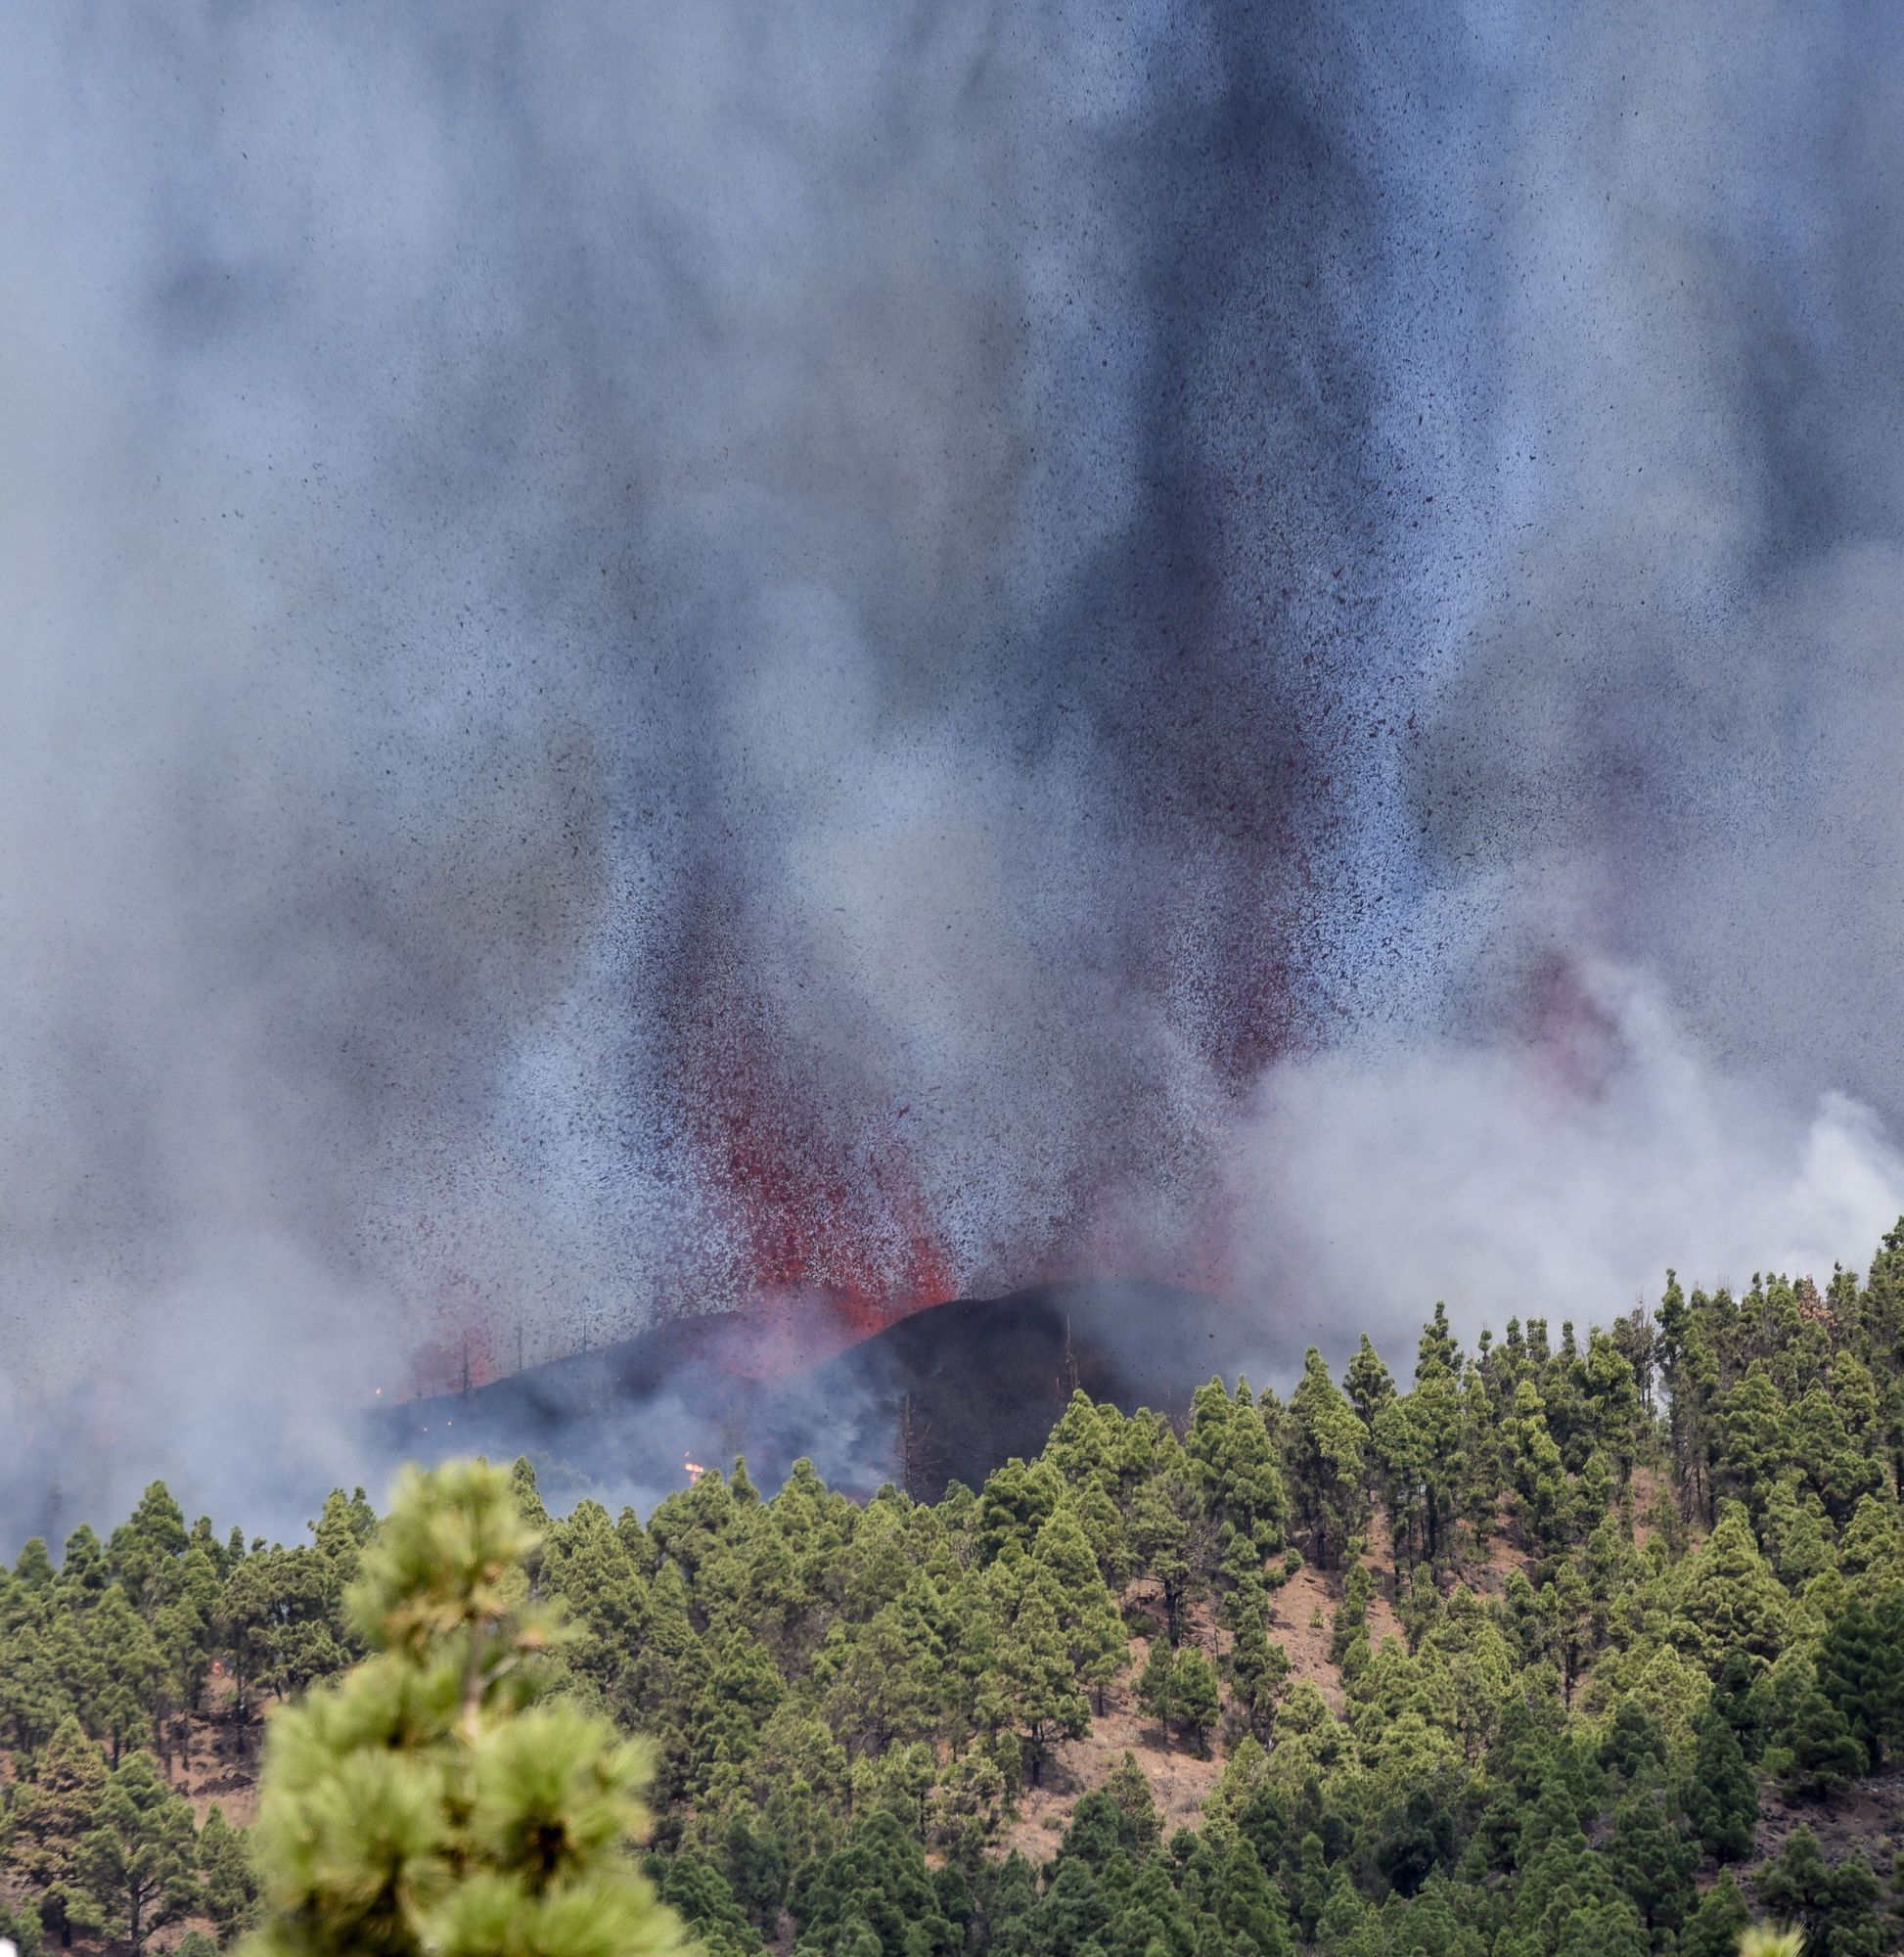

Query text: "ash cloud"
[1223, 966, 1904, 1358]
[3, 2, 1903, 1534]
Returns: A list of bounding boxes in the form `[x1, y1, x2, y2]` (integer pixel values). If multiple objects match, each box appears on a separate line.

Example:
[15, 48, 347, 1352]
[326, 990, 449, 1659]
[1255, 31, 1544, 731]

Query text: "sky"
[4, 1, 1903, 1533]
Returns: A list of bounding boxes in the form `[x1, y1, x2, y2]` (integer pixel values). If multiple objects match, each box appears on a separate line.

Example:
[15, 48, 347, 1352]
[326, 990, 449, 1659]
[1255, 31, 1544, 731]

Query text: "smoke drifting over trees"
[5, 3, 1904, 1526]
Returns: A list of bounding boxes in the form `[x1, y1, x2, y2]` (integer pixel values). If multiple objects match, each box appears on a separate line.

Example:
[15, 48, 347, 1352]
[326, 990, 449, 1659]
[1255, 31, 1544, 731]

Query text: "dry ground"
[1000, 1633, 1226, 1863]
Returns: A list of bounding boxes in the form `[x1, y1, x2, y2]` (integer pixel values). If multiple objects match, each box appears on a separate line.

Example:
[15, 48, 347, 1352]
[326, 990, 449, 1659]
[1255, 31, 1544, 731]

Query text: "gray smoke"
[3, 1, 1902, 1538]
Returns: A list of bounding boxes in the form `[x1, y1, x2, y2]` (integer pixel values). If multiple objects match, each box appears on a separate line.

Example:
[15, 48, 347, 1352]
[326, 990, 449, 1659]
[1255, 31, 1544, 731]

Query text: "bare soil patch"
[1003, 1626, 1224, 1863]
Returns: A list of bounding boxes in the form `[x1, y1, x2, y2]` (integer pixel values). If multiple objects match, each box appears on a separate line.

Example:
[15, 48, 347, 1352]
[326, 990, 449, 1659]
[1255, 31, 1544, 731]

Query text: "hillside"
[5, 1236, 1904, 1957]
[380, 1277, 1260, 1502]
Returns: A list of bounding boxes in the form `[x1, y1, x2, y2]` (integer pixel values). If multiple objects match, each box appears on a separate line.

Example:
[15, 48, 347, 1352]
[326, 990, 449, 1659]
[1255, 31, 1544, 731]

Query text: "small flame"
[683, 1456, 706, 1484]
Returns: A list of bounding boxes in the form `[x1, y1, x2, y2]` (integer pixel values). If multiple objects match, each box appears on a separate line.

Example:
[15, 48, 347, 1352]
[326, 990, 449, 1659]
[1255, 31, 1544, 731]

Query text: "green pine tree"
[240, 1458, 688, 1957]
[1171, 1651, 1221, 1757]
[1753, 1825, 1884, 1957]
[1813, 1596, 1901, 1774]
[1673, 1505, 1791, 1668]
[198, 1802, 260, 1941]
[6, 1714, 109, 1945]
[1137, 1640, 1178, 1744]
[1285, 1351, 1371, 1570]
[1685, 1707, 1758, 1863]
[0, 1898, 46, 1957]
[71, 1752, 201, 1955]
[1675, 1870, 1751, 1957]
[1780, 1689, 1866, 1800]
[1605, 1782, 1695, 1939]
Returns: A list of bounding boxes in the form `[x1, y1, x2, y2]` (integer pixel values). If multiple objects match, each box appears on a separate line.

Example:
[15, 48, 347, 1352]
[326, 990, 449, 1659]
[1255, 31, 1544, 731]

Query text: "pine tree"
[1543, 1562, 1594, 1707]
[1754, 1826, 1885, 1957]
[71, 1752, 200, 1954]
[7, 1714, 109, 1945]
[541, 1500, 650, 1698]
[1128, 1471, 1203, 1642]
[1172, 1651, 1220, 1756]
[1344, 1336, 1395, 1434]
[1285, 1350, 1371, 1570]
[1371, 1397, 1429, 1563]
[982, 1852, 1039, 1957]
[1226, 1601, 1291, 1739]
[1598, 1701, 1668, 1787]
[1719, 1366, 1791, 1518]
[109, 1483, 190, 1614]
[1814, 1595, 1901, 1773]
[1031, 1514, 1126, 1714]
[1212, 1839, 1292, 1955]
[0, 1897, 46, 1957]
[990, 1580, 1088, 1788]
[87, 1587, 163, 1765]
[198, 1803, 260, 1941]
[1190, 1379, 1288, 1561]
[1584, 1331, 1644, 1477]
[153, 1544, 220, 1746]
[1676, 1870, 1751, 1957]
[1137, 1641, 1177, 1744]
[788, 1810, 952, 1957]
[1685, 1707, 1758, 1862]
[0, 1616, 73, 1755]
[241, 1458, 687, 1957]
[1780, 1689, 1866, 1800]
[1311, 1867, 1373, 1957]
[653, 1853, 759, 1957]
[1673, 1504, 1791, 1668]
[1406, 1356, 1467, 1563]
[1506, 1382, 1572, 1555]
[1101, 1751, 1162, 1849]
[1605, 1782, 1695, 1938]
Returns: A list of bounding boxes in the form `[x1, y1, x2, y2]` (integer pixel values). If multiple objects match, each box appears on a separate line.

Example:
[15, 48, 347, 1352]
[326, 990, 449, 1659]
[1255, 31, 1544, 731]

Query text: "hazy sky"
[5, 1, 1903, 1532]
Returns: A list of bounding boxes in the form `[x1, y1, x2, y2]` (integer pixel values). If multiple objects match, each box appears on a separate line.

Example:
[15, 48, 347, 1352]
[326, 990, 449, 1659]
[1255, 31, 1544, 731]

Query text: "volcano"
[377, 1279, 1268, 1506]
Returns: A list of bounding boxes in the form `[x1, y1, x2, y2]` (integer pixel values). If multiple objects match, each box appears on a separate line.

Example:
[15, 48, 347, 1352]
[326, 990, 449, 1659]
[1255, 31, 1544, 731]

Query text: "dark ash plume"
[3, 1, 1902, 1534]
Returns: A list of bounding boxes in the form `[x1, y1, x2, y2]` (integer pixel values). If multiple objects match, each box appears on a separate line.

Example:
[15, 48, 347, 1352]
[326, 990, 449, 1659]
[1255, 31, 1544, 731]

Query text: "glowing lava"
[662, 949, 960, 1372]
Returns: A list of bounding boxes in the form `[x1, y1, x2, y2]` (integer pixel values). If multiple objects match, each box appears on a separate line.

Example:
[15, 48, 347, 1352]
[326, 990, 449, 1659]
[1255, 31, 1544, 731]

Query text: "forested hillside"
[5, 1230, 1904, 1957]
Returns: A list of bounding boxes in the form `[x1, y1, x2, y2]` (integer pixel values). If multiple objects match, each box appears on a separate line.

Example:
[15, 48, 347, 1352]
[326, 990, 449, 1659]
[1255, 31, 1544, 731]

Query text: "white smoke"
[4, 1, 1904, 1540]
[1224, 964, 1904, 1356]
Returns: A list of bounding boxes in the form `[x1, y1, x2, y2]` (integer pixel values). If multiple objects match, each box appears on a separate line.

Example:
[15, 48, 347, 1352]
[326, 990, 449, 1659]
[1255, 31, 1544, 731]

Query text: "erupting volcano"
[14, 0, 1904, 1556]
[684, 1055, 960, 1373]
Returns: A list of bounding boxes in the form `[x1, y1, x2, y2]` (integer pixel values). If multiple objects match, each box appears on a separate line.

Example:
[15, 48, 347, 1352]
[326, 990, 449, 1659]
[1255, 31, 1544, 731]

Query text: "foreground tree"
[241, 1458, 687, 1957]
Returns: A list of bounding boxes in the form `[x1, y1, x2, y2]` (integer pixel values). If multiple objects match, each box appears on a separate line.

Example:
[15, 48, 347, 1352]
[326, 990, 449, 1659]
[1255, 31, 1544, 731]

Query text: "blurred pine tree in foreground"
[241, 1460, 686, 1957]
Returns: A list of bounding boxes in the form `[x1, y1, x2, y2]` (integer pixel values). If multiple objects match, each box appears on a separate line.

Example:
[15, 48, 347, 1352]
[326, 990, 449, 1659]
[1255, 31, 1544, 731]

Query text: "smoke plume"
[4, 1, 1903, 1534]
